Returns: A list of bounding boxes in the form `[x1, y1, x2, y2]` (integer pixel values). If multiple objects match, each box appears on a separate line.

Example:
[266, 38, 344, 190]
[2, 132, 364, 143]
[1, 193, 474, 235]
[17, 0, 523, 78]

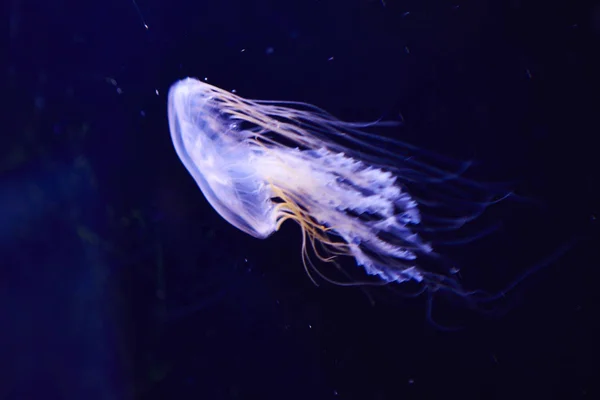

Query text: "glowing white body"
[168, 78, 438, 284]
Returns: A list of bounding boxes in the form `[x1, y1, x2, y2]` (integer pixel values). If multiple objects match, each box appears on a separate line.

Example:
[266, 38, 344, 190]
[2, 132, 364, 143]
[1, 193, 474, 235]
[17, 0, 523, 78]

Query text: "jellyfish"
[167, 77, 512, 296]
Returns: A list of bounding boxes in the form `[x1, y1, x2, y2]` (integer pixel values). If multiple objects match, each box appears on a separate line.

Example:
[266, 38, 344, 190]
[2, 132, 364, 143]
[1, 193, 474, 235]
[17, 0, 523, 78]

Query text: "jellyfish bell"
[167, 77, 569, 319]
[168, 78, 278, 239]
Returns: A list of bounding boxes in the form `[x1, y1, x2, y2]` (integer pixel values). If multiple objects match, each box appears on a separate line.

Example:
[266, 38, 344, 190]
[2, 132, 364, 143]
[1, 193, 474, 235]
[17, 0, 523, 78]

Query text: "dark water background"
[4, 0, 599, 399]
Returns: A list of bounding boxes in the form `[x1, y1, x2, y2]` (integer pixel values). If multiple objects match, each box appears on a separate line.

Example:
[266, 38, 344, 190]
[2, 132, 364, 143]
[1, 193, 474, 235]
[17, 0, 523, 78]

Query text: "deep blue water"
[4, 0, 599, 399]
